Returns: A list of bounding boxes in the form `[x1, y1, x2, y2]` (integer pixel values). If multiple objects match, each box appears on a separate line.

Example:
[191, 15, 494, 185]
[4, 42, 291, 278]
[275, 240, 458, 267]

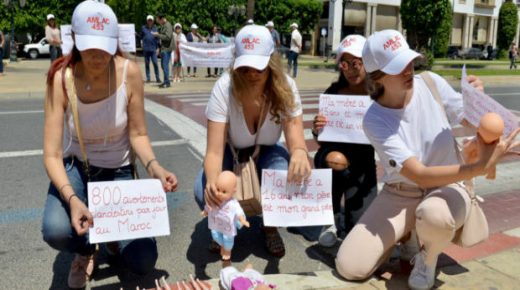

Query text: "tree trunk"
[247, 0, 255, 20]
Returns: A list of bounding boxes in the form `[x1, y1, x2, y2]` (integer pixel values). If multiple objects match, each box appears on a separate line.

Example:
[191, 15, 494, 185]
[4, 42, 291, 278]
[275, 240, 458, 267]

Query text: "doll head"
[478, 112, 504, 144]
[216, 171, 237, 201]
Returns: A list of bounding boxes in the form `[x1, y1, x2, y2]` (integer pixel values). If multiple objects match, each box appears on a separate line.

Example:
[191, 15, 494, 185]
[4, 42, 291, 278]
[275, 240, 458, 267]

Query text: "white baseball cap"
[174, 23, 182, 29]
[233, 25, 274, 71]
[71, 0, 119, 55]
[336, 35, 366, 61]
[362, 29, 420, 74]
[265, 21, 274, 27]
[190, 23, 198, 29]
[47, 14, 55, 21]
[247, 19, 254, 25]
[146, 15, 154, 21]
[290, 23, 298, 29]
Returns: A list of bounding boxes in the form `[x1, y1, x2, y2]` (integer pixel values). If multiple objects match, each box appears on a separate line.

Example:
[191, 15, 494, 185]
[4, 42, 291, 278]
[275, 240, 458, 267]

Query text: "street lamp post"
[3, 0, 26, 62]
[227, 4, 246, 36]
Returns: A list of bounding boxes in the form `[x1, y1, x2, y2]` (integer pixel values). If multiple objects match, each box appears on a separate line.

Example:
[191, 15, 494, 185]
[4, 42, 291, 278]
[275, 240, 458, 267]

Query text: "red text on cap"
[383, 35, 402, 51]
[87, 16, 110, 31]
[242, 37, 260, 50]
[342, 38, 356, 47]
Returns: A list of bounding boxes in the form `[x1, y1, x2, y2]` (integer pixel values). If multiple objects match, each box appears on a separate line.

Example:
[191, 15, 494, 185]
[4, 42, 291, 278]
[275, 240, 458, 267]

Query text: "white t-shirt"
[206, 198, 244, 236]
[290, 29, 302, 53]
[205, 72, 302, 149]
[362, 72, 463, 185]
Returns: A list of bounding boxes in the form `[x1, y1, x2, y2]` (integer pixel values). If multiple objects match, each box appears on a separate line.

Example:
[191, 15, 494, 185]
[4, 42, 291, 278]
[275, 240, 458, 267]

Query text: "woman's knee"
[42, 221, 74, 251]
[335, 256, 373, 280]
[122, 238, 158, 275]
[416, 197, 456, 231]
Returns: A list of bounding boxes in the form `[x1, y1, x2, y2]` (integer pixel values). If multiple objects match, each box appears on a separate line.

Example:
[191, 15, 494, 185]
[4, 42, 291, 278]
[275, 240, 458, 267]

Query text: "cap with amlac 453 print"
[71, 0, 119, 55]
[362, 29, 420, 75]
[336, 35, 366, 61]
[233, 25, 274, 71]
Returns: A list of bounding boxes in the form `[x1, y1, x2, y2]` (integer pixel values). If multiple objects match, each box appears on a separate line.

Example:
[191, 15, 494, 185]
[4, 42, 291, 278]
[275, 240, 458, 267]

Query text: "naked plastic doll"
[201, 171, 250, 261]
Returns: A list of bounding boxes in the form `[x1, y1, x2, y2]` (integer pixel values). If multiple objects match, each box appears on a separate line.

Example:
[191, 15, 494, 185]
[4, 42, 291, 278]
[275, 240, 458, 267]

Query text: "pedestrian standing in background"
[141, 15, 161, 84]
[45, 14, 62, 63]
[0, 29, 4, 76]
[288, 23, 302, 78]
[509, 42, 517, 69]
[153, 13, 174, 88]
[265, 21, 280, 51]
[172, 23, 187, 83]
[186, 23, 205, 77]
[206, 25, 222, 78]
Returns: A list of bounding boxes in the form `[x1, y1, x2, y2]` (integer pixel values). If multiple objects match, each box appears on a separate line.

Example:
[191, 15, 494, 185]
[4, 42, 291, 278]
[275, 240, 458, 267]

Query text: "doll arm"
[238, 215, 250, 228]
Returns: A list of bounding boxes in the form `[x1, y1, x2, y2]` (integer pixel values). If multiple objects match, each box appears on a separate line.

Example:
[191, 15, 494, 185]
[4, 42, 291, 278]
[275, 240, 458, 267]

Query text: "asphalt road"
[0, 85, 519, 289]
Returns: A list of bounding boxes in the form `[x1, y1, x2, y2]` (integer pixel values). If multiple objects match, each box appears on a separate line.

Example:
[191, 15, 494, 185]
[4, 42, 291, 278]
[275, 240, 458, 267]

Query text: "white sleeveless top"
[63, 60, 131, 169]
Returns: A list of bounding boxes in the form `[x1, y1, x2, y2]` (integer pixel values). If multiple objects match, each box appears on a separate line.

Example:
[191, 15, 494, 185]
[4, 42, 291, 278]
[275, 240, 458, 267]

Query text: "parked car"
[23, 38, 50, 59]
[447, 46, 461, 59]
[459, 47, 487, 60]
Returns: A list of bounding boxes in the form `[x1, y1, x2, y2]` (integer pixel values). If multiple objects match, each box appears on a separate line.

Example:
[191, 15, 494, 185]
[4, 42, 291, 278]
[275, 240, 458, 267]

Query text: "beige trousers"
[336, 183, 471, 280]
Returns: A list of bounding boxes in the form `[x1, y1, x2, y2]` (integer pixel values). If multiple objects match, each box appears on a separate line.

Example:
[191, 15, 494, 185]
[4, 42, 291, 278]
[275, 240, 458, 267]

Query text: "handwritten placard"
[317, 94, 372, 144]
[88, 179, 170, 244]
[261, 169, 333, 227]
[461, 66, 519, 135]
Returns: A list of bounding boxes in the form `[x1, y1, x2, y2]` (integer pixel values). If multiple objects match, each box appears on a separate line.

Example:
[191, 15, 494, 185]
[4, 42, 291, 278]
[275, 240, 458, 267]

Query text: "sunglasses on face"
[339, 58, 363, 70]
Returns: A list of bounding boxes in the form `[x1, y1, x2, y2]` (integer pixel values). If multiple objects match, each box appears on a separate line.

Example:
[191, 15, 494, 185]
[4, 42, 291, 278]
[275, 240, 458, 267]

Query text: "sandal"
[208, 239, 220, 253]
[264, 227, 285, 258]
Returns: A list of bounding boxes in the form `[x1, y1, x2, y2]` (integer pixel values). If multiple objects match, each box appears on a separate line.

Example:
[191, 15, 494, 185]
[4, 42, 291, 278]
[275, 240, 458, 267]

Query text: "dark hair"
[325, 70, 349, 94]
[365, 70, 387, 101]
[156, 12, 164, 19]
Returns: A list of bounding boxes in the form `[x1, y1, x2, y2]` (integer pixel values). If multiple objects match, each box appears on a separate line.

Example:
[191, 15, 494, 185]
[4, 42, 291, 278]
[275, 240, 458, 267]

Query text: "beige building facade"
[322, 0, 513, 53]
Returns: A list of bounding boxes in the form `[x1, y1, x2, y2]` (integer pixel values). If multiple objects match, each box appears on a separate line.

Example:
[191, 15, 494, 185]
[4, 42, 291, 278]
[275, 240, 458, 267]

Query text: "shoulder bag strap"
[420, 71, 477, 197]
[64, 67, 91, 181]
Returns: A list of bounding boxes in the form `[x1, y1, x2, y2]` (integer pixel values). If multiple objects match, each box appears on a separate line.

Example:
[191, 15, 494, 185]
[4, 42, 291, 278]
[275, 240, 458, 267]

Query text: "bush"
[497, 0, 519, 51]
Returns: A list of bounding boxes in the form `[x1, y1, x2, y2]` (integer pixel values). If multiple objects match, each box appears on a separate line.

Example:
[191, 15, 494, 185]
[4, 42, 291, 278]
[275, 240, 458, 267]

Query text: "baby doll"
[202, 171, 250, 261]
[220, 263, 276, 290]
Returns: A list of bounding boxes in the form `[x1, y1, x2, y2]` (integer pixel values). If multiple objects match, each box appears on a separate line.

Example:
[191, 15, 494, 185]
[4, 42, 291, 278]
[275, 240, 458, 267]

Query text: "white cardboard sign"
[461, 66, 519, 136]
[317, 94, 372, 144]
[261, 169, 334, 227]
[88, 179, 170, 244]
[61, 24, 137, 55]
[179, 42, 235, 68]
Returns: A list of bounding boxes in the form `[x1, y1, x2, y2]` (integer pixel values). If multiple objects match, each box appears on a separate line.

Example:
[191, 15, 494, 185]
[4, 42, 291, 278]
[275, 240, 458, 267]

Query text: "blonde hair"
[231, 53, 295, 123]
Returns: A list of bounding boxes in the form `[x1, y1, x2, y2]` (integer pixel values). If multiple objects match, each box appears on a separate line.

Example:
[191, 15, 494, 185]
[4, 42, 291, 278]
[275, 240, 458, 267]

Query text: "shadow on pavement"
[186, 216, 283, 279]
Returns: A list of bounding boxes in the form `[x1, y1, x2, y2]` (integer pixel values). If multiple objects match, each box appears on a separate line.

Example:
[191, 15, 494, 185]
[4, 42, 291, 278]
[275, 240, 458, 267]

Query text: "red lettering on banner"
[383, 35, 402, 51]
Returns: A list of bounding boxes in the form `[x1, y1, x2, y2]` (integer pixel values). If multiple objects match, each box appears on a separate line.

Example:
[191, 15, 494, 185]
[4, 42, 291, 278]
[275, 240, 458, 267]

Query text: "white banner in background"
[61, 24, 136, 55]
[179, 42, 235, 68]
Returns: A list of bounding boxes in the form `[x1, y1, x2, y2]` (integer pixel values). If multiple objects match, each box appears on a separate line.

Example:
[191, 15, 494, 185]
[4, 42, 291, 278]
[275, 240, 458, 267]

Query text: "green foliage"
[497, 0, 518, 52]
[400, 0, 451, 52]
[255, 0, 322, 34]
[1, 0, 321, 40]
[433, 3, 452, 57]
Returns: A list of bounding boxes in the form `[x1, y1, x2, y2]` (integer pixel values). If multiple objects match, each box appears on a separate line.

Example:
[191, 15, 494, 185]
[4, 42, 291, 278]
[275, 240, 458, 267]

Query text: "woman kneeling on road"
[194, 24, 311, 259]
[41, 1, 177, 288]
[335, 29, 520, 290]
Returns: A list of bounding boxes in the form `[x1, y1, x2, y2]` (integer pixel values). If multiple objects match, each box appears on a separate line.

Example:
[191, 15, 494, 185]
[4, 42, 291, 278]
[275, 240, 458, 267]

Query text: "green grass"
[432, 69, 520, 77]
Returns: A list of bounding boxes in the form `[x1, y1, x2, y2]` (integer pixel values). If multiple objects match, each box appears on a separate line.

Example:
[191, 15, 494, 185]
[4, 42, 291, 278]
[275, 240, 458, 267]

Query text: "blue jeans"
[160, 51, 171, 85]
[0, 47, 4, 73]
[194, 143, 290, 210]
[41, 157, 158, 275]
[50, 45, 62, 63]
[144, 50, 160, 82]
[288, 51, 299, 77]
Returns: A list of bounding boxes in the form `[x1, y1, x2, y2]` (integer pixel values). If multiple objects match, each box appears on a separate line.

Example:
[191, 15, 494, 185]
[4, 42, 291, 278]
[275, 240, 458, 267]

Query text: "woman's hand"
[312, 115, 327, 136]
[287, 148, 311, 183]
[204, 181, 221, 209]
[69, 197, 93, 236]
[476, 127, 520, 175]
[466, 75, 484, 92]
[149, 162, 178, 192]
